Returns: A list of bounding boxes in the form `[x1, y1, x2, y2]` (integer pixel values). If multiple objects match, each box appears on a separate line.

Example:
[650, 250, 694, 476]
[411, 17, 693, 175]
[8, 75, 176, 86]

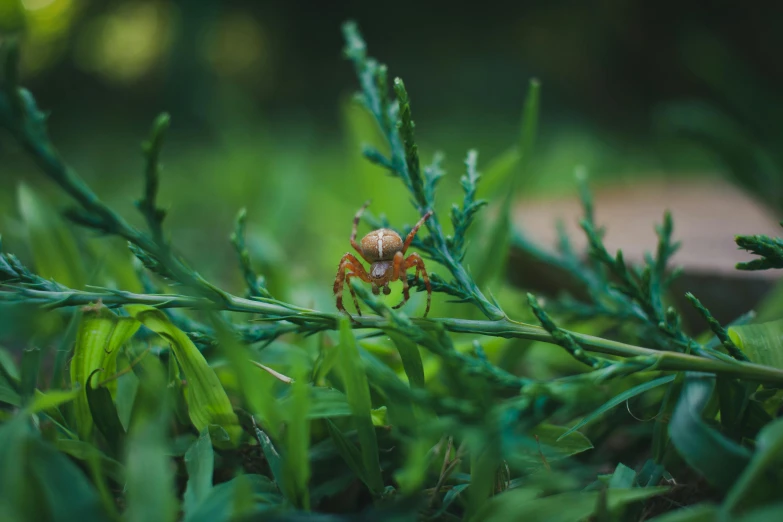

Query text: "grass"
[2, 20, 783, 522]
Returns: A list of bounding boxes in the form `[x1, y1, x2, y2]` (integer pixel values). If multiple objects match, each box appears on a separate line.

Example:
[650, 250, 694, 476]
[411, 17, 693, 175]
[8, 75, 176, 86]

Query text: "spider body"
[334, 201, 433, 318]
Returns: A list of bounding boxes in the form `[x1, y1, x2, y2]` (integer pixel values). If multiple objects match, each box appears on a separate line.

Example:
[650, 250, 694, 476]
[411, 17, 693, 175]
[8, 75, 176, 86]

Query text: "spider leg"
[350, 200, 373, 263]
[402, 210, 434, 254]
[391, 251, 411, 310]
[345, 273, 362, 316]
[334, 253, 371, 317]
[401, 253, 432, 317]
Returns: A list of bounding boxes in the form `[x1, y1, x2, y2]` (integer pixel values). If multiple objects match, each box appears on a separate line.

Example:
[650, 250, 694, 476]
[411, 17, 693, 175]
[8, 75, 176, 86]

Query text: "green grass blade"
[51, 309, 81, 390]
[325, 419, 370, 488]
[86, 371, 126, 456]
[559, 375, 677, 441]
[386, 330, 425, 388]
[20, 346, 41, 404]
[252, 418, 285, 490]
[337, 316, 384, 495]
[124, 355, 177, 522]
[211, 316, 283, 439]
[0, 346, 21, 407]
[531, 423, 593, 461]
[17, 182, 86, 289]
[0, 364, 21, 406]
[56, 439, 125, 485]
[188, 474, 282, 522]
[518, 78, 541, 174]
[70, 306, 140, 441]
[476, 487, 667, 522]
[184, 428, 215, 519]
[127, 306, 241, 447]
[724, 416, 783, 513]
[474, 78, 541, 288]
[26, 388, 79, 414]
[283, 359, 312, 510]
[0, 415, 109, 522]
[669, 374, 751, 492]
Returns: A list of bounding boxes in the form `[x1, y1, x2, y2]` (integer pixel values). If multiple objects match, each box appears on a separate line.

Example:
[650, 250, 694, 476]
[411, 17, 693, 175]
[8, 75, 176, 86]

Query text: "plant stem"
[5, 287, 783, 385]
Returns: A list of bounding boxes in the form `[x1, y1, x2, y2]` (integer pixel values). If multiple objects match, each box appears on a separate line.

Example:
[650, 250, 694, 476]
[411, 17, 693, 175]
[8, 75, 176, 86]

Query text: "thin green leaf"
[325, 419, 370, 488]
[26, 387, 79, 414]
[252, 417, 285, 490]
[337, 316, 384, 494]
[20, 345, 40, 404]
[187, 475, 282, 522]
[124, 354, 177, 522]
[531, 423, 594, 462]
[387, 330, 425, 388]
[18, 182, 86, 288]
[475, 487, 668, 522]
[86, 371, 126, 455]
[283, 359, 311, 509]
[0, 415, 109, 522]
[0, 360, 20, 406]
[433, 483, 470, 517]
[0, 345, 20, 381]
[212, 316, 283, 439]
[518, 78, 541, 173]
[184, 428, 215, 519]
[56, 439, 125, 485]
[559, 375, 677, 441]
[127, 306, 241, 447]
[669, 374, 751, 492]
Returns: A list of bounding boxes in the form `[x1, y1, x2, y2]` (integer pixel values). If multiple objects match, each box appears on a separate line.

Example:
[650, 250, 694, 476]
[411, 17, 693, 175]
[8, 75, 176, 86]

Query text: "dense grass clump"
[2, 21, 783, 522]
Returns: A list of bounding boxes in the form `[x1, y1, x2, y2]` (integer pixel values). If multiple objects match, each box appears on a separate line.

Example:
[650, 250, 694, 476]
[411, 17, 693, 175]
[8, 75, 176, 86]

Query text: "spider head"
[370, 260, 394, 294]
[360, 229, 403, 262]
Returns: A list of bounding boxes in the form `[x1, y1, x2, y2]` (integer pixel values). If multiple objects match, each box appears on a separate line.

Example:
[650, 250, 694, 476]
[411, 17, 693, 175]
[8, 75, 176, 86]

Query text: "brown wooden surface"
[509, 176, 782, 326]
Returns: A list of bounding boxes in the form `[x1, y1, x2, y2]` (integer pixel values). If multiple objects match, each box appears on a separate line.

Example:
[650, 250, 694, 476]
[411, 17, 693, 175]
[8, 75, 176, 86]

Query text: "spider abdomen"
[360, 228, 403, 261]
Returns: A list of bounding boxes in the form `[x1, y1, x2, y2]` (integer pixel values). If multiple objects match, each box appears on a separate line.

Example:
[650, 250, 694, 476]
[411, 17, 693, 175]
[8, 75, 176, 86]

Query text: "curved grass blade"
[86, 370, 126, 456]
[26, 388, 79, 414]
[559, 375, 676, 441]
[70, 306, 140, 441]
[127, 306, 241, 447]
[386, 330, 425, 388]
[669, 374, 751, 492]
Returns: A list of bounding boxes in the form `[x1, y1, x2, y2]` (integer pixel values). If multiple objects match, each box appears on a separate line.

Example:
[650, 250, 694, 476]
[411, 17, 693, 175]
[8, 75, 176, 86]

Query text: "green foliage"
[2, 20, 783, 522]
[735, 225, 783, 271]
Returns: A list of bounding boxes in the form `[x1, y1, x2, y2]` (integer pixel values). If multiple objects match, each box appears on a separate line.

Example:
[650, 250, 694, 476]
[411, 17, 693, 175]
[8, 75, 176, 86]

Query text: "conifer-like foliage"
[2, 21, 783, 522]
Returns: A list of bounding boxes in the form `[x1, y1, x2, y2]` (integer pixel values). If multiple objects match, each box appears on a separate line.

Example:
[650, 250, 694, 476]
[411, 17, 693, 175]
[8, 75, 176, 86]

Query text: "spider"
[334, 201, 433, 318]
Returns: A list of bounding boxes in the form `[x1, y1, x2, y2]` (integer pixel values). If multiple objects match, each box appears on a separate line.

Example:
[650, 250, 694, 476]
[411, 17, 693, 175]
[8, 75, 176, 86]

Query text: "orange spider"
[334, 201, 433, 318]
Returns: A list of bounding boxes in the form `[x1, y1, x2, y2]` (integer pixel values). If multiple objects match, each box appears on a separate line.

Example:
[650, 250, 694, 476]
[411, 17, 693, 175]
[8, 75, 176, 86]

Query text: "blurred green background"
[2, 0, 783, 314]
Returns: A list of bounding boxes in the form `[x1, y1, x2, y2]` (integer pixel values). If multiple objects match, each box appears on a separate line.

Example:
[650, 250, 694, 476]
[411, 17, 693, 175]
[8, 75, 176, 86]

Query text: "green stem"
[5, 287, 783, 385]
